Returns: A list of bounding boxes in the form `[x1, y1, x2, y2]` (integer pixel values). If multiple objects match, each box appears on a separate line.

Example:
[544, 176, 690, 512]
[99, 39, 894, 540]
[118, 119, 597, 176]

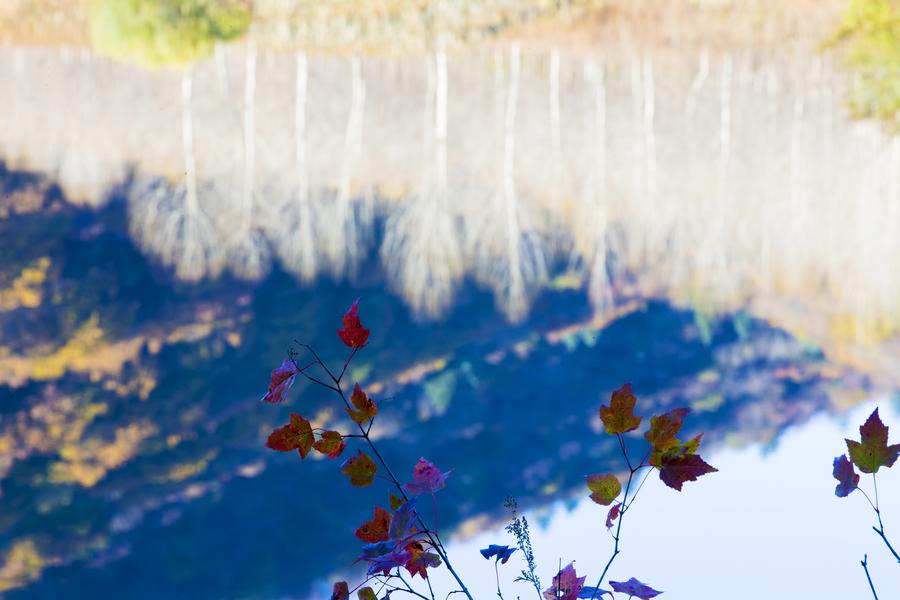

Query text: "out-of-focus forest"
[0, 0, 898, 597]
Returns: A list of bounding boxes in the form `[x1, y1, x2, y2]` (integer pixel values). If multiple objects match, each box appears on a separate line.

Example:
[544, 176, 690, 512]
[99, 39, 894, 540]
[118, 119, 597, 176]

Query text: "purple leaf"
[480, 544, 516, 564]
[833, 454, 859, 498]
[610, 577, 662, 599]
[388, 498, 418, 541]
[403, 458, 453, 495]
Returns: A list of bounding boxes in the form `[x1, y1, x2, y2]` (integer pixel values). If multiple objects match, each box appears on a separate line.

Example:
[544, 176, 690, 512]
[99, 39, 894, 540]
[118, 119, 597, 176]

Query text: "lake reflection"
[2, 13, 900, 600]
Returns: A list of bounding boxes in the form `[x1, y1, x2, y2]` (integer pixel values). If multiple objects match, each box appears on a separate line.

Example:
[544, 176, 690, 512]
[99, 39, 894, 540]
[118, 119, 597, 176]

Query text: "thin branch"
[617, 434, 633, 471]
[295, 341, 339, 383]
[623, 467, 653, 512]
[861, 554, 879, 600]
[871, 474, 900, 563]
[872, 527, 900, 564]
[287, 354, 341, 393]
[338, 347, 359, 383]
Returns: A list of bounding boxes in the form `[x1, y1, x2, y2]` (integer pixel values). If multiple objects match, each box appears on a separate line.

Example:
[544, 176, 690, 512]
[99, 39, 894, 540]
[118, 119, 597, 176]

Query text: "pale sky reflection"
[415, 401, 900, 599]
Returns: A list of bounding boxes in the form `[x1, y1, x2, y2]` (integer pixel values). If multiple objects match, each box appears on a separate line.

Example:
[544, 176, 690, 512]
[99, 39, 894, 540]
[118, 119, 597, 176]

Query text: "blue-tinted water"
[2, 182, 899, 599]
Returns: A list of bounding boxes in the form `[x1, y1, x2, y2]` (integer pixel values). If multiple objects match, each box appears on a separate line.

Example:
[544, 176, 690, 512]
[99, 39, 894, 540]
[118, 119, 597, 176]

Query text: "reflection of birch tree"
[321, 56, 367, 278]
[573, 59, 613, 312]
[381, 51, 463, 319]
[268, 52, 319, 282]
[129, 68, 223, 281]
[470, 43, 546, 322]
[226, 39, 271, 280]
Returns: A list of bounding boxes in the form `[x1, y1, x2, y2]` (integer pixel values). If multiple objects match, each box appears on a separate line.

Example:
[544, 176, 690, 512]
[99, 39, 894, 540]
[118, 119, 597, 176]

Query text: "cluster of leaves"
[828, 0, 900, 130]
[480, 385, 716, 600]
[89, 0, 252, 68]
[261, 302, 717, 599]
[261, 300, 470, 598]
[832, 408, 900, 599]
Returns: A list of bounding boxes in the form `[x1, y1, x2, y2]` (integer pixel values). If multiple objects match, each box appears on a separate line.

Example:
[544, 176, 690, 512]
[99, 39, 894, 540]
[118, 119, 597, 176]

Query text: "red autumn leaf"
[586, 473, 621, 506]
[341, 450, 377, 487]
[346, 383, 378, 424]
[337, 298, 370, 349]
[606, 502, 621, 529]
[355, 507, 392, 543]
[389, 493, 404, 511]
[645, 407, 691, 452]
[598, 384, 643, 434]
[262, 358, 299, 404]
[313, 430, 346, 459]
[403, 458, 452, 495]
[404, 541, 442, 579]
[357, 588, 377, 600]
[609, 577, 662, 599]
[650, 433, 703, 468]
[658, 453, 717, 491]
[330, 581, 349, 600]
[833, 454, 860, 498]
[542, 562, 586, 600]
[266, 413, 314, 458]
[845, 408, 900, 474]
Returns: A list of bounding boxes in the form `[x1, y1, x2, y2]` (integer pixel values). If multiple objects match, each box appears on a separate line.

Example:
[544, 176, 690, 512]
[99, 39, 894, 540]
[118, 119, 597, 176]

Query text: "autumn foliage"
[832, 407, 900, 599]
[260, 300, 719, 599]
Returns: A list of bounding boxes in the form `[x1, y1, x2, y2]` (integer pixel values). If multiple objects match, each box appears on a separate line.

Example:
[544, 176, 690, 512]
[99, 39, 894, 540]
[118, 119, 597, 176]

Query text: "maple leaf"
[845, 408, 900, 474]
[357, 588, 377, 600]
[389, 493, 404, 511]
[341, 451, 377, 487]
[338, 298, 371, 349]
[403, 458, 452, 495]
[609, 577, 662, 599]
[331, 581, 349, 600]
[606, 503, 621, 529]
[368, 548, 412, 576]
[543, 562, 586, 600]
[266, 414, 314, 458]
[355, 507, 392, 543]
[658, 453, 717, 491]
[480, 544, 516, 564]
[404, 541, 441, 579]
[586, 473, 621, 506]
[359, 541, 394, 561]
[598, 384, 643, 434]
[649, 433, 704, 468]
[645, 407, 690, 452]
[832, 454, 860, 498]
[313, 430, 346, 459]
[262, 358, 299, 404]
[389, 498, 418, 541]
[346, 383, 378, 424]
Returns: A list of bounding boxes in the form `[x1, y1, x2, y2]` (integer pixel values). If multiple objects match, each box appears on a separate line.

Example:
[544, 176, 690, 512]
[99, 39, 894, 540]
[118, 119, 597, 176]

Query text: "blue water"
[2, 183, 898, 599]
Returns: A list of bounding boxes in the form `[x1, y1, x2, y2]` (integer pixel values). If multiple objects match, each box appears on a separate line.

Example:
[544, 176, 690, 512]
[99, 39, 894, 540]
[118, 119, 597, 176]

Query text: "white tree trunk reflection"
[381, 52, 463, 319]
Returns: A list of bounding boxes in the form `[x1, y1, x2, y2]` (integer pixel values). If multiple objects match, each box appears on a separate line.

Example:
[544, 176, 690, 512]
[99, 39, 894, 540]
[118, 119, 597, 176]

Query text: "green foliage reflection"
[830, 0, 900, 130]
[89, 0, 251, 68]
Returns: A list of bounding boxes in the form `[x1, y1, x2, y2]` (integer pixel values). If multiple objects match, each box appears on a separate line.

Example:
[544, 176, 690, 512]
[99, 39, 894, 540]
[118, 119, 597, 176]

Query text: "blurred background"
[0, 0, 899, 597]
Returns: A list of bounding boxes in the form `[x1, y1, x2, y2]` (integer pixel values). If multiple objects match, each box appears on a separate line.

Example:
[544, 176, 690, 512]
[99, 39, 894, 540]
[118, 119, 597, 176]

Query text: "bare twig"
[861, 554, 879, 600]
[871, 474, 900, 564]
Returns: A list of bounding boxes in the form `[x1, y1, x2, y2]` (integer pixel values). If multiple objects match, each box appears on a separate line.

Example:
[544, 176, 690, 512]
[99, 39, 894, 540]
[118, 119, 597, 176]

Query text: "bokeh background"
[1, 0, 899, 597]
